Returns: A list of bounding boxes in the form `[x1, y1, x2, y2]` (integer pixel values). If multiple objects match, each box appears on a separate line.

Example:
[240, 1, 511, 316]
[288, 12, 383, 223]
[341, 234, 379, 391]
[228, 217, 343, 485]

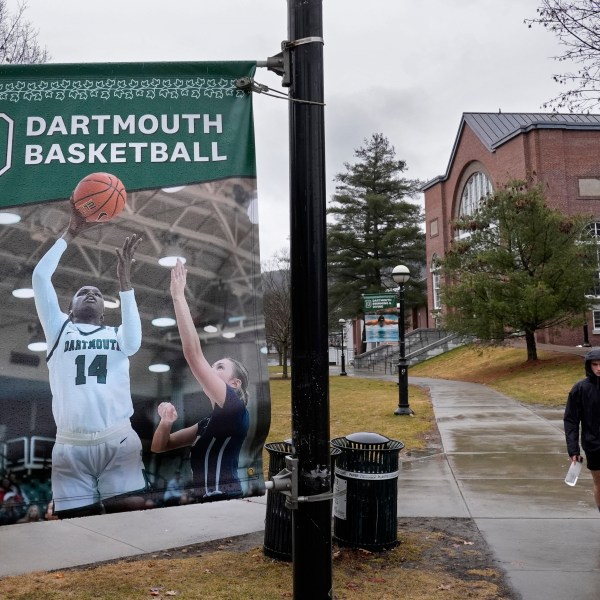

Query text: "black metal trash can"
[263, 441, 342, 561]
[263, 441, 293, 561]
[331, 432, 404, 551]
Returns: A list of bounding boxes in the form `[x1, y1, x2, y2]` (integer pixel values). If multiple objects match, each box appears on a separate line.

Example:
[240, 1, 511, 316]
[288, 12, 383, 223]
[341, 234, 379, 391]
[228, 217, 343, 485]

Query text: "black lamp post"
[392, 265, 414, 416]
[583, 311, 591, 347]
[339, 318, 347, 376]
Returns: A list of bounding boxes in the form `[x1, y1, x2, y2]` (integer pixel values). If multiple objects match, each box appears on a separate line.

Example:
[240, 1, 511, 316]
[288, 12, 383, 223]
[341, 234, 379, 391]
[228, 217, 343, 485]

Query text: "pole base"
[394, 406, 414, 416]
[339, 372, 348, 376]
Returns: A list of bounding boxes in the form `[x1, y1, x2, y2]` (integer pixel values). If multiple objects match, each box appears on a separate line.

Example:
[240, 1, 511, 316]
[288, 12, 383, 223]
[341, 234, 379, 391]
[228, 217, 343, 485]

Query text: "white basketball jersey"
[48, 321, 134, 434]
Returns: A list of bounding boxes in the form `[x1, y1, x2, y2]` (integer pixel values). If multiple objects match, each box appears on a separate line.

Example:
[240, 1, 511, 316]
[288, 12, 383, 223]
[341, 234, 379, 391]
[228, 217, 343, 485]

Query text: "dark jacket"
[564, 348, 600, 456]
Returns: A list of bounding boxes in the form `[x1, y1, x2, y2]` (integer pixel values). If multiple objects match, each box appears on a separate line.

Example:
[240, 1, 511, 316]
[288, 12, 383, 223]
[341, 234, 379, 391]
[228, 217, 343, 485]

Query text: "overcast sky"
[17, 0, 565, 260]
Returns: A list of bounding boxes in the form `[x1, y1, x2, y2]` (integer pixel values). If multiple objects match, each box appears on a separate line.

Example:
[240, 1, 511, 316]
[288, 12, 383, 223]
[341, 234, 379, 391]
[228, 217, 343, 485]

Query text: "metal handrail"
[354, 329, 452, 370]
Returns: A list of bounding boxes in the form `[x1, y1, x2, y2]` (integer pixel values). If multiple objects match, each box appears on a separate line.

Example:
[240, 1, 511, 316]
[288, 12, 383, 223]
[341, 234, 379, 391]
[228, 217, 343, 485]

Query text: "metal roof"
[465, 112, 600, 150]
[422, 112, 600, 190]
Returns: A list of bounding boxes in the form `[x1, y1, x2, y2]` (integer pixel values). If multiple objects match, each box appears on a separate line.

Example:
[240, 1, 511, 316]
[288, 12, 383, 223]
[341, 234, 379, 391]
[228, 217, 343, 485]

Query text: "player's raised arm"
[170, 259, 227, 408]
[115, 234, 142, 292]
[115, 234, 142, 356]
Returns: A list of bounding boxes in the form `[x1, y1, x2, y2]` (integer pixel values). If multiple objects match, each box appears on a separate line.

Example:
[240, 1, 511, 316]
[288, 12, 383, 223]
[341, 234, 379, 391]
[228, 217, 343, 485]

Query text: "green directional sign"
[362, 293, 397, 311]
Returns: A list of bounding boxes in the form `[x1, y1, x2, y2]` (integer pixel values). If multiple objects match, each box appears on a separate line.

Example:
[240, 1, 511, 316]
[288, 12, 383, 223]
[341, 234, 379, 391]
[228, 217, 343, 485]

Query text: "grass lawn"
[409, 343, 584, 407]
[267, 375, 432, 449]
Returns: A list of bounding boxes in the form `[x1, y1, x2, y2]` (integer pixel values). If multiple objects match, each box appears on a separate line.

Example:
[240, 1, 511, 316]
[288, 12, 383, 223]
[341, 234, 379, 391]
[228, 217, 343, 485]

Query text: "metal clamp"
[264, 455, 338, 509]
[297, 488, 345, 503]
[264, 455, 299, 509]
[234, 76, 269, 94]
[285, 36, 324, 49]
[257, 37, 323, 87]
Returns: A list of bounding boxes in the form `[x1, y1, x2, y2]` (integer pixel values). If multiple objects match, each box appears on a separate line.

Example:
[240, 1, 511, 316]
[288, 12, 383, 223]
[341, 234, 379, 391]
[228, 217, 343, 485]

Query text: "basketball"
[71, 172, 126, 223]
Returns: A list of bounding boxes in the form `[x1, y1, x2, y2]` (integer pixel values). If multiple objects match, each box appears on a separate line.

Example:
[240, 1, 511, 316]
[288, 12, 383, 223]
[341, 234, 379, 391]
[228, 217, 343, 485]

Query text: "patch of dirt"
[396, 517, 517, 594]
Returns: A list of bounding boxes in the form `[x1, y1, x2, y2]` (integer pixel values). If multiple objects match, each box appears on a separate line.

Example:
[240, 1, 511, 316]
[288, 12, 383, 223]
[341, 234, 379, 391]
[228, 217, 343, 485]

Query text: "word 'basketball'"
[71, 173, 126, 222]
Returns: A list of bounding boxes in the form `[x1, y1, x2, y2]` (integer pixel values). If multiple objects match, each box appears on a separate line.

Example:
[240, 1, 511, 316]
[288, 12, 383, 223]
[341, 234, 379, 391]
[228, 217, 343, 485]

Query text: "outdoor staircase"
[352, 328, 468, 375]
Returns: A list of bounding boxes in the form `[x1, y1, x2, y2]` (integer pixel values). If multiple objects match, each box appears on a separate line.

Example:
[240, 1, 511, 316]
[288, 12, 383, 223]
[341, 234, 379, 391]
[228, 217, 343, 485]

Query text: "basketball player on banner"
[31, 173, 147, 518]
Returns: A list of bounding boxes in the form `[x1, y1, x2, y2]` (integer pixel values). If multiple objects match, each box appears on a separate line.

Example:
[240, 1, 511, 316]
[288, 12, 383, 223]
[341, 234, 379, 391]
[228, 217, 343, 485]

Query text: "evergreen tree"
[440, 180, 598, 361]
[327, 134, 426, 329]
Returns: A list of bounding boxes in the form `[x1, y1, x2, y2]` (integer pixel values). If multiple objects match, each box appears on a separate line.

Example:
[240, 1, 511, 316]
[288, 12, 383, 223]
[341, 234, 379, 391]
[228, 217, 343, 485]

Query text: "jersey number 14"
[75, 354, 108, 385]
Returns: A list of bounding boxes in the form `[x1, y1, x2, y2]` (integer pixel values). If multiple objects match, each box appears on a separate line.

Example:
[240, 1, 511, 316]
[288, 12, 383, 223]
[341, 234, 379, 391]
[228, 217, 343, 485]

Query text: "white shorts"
[51, 421, 146, 512]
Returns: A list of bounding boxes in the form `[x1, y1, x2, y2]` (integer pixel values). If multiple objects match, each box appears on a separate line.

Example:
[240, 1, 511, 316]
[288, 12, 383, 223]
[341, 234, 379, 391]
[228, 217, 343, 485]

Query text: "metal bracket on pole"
[264, 455, 339, 509]
[256, 37, 323, 88]
[256, 41, 292, 87]
[264, 455, 299, 509]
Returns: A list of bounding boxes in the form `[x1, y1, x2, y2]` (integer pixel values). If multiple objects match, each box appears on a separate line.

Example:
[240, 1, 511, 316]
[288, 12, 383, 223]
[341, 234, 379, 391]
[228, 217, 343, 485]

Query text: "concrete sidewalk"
[2, 371, 599, 600]
[408, 376, 599, 600]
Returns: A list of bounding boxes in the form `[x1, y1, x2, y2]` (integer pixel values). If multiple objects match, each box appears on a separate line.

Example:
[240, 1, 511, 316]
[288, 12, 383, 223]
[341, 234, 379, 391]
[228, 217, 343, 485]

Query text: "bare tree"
[0, 1, 49, 65]
[526, 0, 600, 111]
[262, 250, 291, 379]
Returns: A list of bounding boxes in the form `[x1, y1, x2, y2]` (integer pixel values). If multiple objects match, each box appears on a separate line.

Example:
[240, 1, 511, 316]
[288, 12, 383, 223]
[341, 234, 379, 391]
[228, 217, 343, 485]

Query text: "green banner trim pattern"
[0, 61, 257, 208]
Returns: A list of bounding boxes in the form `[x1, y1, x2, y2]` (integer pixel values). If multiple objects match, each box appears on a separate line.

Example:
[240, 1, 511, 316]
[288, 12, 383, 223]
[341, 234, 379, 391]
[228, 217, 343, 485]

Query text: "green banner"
[0, 61, 256, 208]
[0, 61, 270, 520]
[362, 293, 397, 311]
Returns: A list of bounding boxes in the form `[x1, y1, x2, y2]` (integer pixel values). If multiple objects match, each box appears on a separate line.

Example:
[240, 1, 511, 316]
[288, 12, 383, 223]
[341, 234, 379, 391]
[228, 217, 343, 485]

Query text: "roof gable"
[422, 112, 600, 191]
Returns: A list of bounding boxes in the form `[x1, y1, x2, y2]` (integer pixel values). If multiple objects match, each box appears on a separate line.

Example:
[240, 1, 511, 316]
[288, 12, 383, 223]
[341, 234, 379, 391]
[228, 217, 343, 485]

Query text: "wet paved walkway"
[406, 376, 599, 600]
[2, 369, 599, 600]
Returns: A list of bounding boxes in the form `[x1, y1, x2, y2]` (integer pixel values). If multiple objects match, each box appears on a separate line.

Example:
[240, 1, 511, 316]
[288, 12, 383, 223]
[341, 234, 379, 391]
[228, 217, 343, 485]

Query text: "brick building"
[423, 112, 600, 346]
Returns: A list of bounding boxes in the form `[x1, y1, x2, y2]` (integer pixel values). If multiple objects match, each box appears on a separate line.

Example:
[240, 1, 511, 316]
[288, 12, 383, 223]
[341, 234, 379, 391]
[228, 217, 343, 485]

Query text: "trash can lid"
[346, 431, 390, 444]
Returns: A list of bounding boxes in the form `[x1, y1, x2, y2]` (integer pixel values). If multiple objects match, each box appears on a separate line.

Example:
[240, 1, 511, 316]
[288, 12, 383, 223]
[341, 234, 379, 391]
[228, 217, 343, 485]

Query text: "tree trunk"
[360, 316, 367, 354]
[282, 345, 289, 379]
[525, 330, 538, 361]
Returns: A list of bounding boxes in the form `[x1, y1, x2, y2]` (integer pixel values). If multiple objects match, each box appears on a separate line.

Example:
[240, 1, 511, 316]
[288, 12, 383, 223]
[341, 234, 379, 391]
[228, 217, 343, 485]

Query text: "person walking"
[564, 348, 600, 511]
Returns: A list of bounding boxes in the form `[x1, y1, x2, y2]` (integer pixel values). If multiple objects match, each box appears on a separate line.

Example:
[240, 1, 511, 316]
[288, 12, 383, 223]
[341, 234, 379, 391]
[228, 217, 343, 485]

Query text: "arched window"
[458, 172, 493, 219]
[454, 171, 493, 240]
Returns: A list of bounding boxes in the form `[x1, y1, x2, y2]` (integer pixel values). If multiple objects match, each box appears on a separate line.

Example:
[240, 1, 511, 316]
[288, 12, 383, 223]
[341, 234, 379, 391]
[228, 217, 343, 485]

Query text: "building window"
[585, 222, 600, 298]
[431, 253, 441, 310]
[458, 171, 493, 218]
[432, 272, 441, 310]
[430, 218, 439, 237]
[454, 171, 493, 240]
[579, 178, 600, 197]
[593, 309, 600, 333]
[587, 222, 600, 238]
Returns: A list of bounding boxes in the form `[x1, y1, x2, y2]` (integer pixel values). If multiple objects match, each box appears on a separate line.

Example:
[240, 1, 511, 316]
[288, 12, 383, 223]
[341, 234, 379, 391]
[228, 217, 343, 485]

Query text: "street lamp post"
[583, 311, 591, 347]
[392, 265, 414, 416]
[339, 318, 347, 376]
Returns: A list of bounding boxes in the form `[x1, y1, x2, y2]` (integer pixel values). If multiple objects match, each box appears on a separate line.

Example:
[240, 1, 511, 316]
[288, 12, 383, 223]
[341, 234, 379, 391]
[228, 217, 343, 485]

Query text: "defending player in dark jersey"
[151, 259, 250, 500]
[32, 205, 146, 518]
